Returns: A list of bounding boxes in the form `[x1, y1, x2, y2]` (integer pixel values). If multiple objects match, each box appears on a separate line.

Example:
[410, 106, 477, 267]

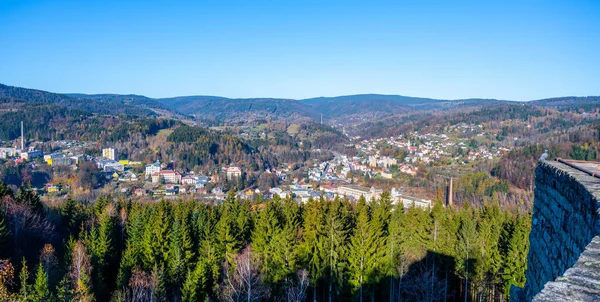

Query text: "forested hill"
[3, 83, 600, 123]
[529, 96, 600, 111]
[66, 93, 172, 112]
[300, 94, 511, 117]
[0, 84, 157, 116]
[157, 96, 321, 121]
[0, 98, 176, 142]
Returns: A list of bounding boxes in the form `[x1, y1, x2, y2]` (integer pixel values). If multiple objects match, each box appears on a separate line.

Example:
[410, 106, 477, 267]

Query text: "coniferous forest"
[0, 182, 530, 302]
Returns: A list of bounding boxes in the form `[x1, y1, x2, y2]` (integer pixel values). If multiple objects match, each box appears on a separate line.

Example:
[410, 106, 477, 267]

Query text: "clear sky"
[0, 0, 599, 100]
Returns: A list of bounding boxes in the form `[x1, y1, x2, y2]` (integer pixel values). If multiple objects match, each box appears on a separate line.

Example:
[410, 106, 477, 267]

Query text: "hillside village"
[0, 120, 515, 213]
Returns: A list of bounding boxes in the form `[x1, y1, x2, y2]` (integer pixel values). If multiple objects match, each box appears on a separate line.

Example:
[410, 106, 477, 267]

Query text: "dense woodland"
[0, 85, 158, 117]
[0, 100, 176, 144]
[0, 182, 530, 302]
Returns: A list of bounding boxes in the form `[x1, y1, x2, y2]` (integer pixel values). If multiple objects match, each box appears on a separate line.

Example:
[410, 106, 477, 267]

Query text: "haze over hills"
[2, 83, 599, 122]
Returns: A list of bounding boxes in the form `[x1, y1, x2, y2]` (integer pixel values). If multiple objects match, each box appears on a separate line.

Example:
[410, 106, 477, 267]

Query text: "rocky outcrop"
[516, 161, 600, 301]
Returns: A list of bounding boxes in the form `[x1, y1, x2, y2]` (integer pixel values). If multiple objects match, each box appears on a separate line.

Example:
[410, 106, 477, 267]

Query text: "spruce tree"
[196, 205, 220, 297]
[347, 199, 384, 301]
[299, 197, 327, 301]
[56, 276, 73, 301]
[88, 204, 115, 299]
[216, 192, 246, 265]
[387, 202, 407, 300]
[142, 201, 172, 269]
[19, 259, 31, 300]
[251, 199, 282, 284]
[270, 196, 302, 285]
[33, 264, 51, 301]
[456, 215, 479, 301]
[324, 196, 350, 302]
[168, 206, 194, 292]
[501, 213, 530, 297]
[16, 184, 43, 213]
[181, 258, 210, 302]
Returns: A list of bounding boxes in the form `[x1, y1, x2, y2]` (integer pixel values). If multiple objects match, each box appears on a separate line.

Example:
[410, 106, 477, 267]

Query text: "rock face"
[515, 161, 600, 301]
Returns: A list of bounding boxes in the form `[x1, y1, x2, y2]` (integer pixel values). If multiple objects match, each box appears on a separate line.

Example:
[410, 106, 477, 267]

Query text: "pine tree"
[387, 203, 407, 300]
[195, 205, 220, 297]
[251, 199, 282, 284]
[0, 182, 12, 200]
[324, 196, 350, 302]
[411, 204, 434, 254]
[167, 205, 195, 294]
[19, 259, 31, 300]
[181, 258, 210, 302]
[476, 200, 505, 299]
[216, 192, 247, 265]
[88, 204, 116, 299]
[299, 197, 327, 301]
[16, 184, 43, 213]
[456, 214, 479, 301]
[501, 213, 531, 298]
[270, 196, 301, 285]
[150, 265, 167, 301]
[142, 201, 172, 269]
[347, 199, 384, 301]
[116, 204, 147, 289]
[56, 276, 73, 301]
[33, 264, 51, 301]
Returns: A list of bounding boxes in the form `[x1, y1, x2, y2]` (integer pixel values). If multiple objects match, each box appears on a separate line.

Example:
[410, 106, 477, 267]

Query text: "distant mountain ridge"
[156, 96, 320, 121]
[66, 93, 171, 111]
[299, 94, 511, 117]
[1, 83, 598, 122]
[0, 84, 158, 116]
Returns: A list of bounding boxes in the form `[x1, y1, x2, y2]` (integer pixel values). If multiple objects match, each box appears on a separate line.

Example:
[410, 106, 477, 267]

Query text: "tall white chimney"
[21, 121, 24, 150]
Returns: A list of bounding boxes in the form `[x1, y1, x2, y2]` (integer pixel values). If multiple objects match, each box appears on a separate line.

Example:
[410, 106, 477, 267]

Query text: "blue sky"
[0, 0, 598, 100]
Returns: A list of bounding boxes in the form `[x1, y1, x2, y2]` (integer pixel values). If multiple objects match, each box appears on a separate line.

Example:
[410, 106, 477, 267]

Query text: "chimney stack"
[21, 121, 24, 150]
[447, 177, 453, 207]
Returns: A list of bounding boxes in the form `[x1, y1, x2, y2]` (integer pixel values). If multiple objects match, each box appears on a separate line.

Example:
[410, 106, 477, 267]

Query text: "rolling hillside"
[0, 84, 157, 116]
[301, 94, 511, 117]
[3, 83, 599, 125]
[157, 96, 321, 121]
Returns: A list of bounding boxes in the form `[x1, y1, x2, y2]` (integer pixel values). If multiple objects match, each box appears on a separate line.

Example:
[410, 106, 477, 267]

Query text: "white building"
[391, 188, 431, 209]
[0, 148, 21, 159]
[226, 166, 242, 180]
[152, 170, 181, 184]
[181, 176, 196, 185]
[337, 185, 382, 201]
[104, 162, 125, 173]
[102, 148, 117, 161]
[20, 150, 43, 160]
[145, 161, 161, 177]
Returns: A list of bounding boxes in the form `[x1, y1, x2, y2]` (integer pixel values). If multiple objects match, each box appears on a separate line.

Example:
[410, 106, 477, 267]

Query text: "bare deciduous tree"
[285, 269, 310, 302]
[70, 241, 94, 302]
[401, 264, 450, 302]
[220, 247, 270, 302]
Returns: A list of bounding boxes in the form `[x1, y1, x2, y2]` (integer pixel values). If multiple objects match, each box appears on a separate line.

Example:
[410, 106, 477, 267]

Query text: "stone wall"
[515, 161, 600, 301]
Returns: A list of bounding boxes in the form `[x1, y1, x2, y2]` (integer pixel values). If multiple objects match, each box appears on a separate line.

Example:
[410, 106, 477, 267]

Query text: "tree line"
[0, 182, 530, 301]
